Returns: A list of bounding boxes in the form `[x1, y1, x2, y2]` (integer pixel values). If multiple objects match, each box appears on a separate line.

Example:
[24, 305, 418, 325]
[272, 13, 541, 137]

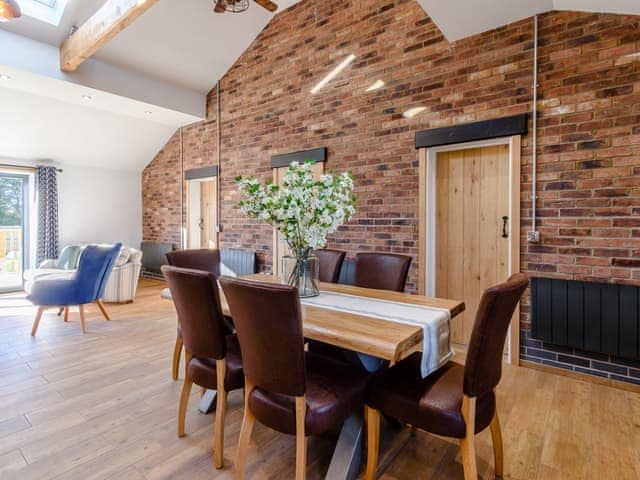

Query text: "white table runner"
[301, 291, 453, 377]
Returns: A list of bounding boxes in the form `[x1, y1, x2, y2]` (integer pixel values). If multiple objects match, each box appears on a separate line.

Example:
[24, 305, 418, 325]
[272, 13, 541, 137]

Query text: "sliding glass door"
[0, 173, 29, 293]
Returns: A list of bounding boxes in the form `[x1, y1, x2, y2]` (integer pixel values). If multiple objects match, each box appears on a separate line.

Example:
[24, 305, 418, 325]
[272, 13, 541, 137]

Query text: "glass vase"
[281, 254, 320, 298]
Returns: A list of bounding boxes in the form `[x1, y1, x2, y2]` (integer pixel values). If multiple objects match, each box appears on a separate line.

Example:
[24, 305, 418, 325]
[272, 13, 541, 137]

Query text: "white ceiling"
[419, 0, 640, 41]
[0, 86, 175, 171]
[1, 0, 302, 94]
[95, 0, 301, 93]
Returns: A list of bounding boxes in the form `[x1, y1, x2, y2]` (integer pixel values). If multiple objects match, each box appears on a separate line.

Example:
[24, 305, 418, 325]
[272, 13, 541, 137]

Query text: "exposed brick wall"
[141, 0, 640, 379]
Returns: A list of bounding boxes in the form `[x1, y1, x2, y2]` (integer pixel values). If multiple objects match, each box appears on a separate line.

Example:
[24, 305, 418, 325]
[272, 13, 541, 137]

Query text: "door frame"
[185, 176, 218, 249]
[418, 135, 521, 364]
[0, 171, 31, 293]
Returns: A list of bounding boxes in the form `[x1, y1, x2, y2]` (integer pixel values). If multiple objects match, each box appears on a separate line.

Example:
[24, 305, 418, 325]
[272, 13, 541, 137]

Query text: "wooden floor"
[1, 279, 639, 480]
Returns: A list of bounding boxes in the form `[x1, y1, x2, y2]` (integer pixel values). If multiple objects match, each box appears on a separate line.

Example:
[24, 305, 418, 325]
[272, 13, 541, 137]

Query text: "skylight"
[20, 0, 69, 26]
[33, 0, 57, 7]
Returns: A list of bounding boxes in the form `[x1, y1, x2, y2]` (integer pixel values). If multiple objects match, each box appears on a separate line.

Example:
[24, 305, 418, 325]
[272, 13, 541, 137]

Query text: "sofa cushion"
[115, 248, 130, 267]
[55, 245, 83, 270]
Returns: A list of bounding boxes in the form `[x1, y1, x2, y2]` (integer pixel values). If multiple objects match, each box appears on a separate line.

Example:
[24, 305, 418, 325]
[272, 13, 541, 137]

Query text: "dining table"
[162, 273, 465, 480]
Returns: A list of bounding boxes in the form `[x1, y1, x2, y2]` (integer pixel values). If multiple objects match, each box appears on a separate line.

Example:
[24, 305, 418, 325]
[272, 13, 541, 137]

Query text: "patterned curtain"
[36, 166, 59, 264]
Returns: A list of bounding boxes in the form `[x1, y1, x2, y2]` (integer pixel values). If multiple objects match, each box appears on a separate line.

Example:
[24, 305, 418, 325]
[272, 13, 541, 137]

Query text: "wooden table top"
[219, 274, 465, 363]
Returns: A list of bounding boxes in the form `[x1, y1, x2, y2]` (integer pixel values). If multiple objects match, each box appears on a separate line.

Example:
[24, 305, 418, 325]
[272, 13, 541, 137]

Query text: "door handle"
[502, 216, 509, 238]
[199, 218, 204, 230]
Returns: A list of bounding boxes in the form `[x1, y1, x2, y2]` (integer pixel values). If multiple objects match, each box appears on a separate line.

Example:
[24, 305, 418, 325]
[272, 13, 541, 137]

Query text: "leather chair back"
[166, 249, 220, 275]
[162, 266, 227, 360]
[314, 249, 346, 283]
[75, 243, 122, 303]
[354, 253, 412, 292]
[219, 277, 306, 397]
[463, 273, 529, 398]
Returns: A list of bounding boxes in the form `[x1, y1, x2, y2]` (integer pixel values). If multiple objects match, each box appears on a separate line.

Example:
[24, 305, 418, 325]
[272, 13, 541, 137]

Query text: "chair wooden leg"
[178, 376, 193, 438]
[365, 406, 381, 480]
[78, 304, 87, 334]
[460, 395, 478, 480]
[172, 335, 183, 381]
[31, 307, 45, 336]
[63, 307, 69, 323]
[214, 359, 227, 469]
[236, 379, 256, 480]
[95, 300, 110, 321]
[57, 307, 64, 316]
[295, 396, 307, 480]
[490, 410, 504, 478]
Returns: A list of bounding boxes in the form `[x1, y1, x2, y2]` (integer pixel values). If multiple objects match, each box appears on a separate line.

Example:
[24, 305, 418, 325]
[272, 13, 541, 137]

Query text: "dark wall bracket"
[414, 113, 528, 149]
[270, 147, 327, 168]
[184, 165, 219, 180]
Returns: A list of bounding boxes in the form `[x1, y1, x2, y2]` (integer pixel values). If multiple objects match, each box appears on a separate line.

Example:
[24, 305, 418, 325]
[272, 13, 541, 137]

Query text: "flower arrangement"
[235, 161, 356, 296]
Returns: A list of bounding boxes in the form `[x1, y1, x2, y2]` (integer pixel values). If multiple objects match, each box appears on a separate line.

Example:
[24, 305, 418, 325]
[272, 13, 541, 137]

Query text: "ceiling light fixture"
[403, 106, 427, 119]
[144, 111, 152, 115]
[0, 74, 11, 81]
[0, 0, 21, 22]
[82, 94, 92, 101]
[213, 0, 249, 14]
[310, 54, 357, 94]
[365, 79, 385, 92]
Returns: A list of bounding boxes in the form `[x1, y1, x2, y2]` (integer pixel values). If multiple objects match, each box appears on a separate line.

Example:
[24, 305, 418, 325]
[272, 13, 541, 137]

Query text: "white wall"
[57, 164, 141, 249]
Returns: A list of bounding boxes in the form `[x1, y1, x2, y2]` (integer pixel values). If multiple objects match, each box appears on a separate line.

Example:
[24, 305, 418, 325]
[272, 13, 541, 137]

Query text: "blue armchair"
[28, 243, 122, 336]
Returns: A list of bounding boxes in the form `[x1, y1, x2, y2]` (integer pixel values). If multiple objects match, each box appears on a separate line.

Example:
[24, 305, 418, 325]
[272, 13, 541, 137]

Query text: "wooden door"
[200, 180, 217, 248]
[272, 162, 324, 275]
[435, 145, 510, 346]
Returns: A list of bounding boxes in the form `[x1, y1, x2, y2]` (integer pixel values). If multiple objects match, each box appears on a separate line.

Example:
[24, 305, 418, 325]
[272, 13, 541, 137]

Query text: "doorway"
[419, 136, 521, 362]
[0, 171, 31, 293]
[186, 177, 218, 249]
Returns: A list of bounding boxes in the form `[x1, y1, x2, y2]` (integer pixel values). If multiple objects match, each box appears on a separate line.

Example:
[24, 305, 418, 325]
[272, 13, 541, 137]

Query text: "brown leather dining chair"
[165, 248, 221, 380]
[162, 265, 243, 469]
[313, 248, 346, 283]
[364, 273, 529, 480]
[219, 277, 369, 480]
[354, 252, 412, 292]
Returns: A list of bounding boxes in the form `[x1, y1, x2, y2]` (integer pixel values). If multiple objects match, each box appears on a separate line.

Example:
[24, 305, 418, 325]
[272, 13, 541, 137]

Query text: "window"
[20, 0, 69, 26]
[33, 0, 57, 7]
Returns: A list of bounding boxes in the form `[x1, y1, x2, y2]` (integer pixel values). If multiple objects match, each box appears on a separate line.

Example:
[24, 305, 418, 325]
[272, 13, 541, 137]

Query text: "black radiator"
[531, 277, 640, 359]
[140, 241, 173, 277]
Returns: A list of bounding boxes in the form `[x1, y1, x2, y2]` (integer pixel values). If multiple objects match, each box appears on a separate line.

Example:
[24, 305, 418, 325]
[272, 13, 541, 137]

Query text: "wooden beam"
[60, 0, 160, 72]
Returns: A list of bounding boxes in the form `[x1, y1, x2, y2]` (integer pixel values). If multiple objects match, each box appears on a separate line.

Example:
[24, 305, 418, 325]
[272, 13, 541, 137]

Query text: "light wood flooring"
[0, 279, 639, 480]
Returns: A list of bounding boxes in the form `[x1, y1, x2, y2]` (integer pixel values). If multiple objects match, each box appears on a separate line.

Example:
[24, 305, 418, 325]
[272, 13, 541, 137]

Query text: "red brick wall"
[142, 2, 640, 312]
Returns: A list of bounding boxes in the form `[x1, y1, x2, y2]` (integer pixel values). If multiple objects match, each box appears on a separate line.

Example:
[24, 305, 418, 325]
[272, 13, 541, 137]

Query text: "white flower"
[235, 161, 356, 253]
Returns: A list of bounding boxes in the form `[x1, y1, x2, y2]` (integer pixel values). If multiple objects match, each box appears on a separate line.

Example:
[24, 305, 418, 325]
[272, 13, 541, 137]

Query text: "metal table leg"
[325, 413, 364, 480]
[324, 413, 411, 480]
[198, 389, 217, 414]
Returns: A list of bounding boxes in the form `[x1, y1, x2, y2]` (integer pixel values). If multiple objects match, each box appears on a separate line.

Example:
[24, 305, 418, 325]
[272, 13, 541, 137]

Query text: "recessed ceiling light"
[310, 54, 356, 94]
[403, 106, 427, 119]
[144, 110, 152, 115]
[0, 74, 11, 81]
[365, 79, 385, 92]
[82, 94, 92, 100]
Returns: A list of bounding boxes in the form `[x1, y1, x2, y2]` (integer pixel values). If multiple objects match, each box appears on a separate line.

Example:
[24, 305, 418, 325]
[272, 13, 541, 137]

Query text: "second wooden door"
[200, 180, 217, 248]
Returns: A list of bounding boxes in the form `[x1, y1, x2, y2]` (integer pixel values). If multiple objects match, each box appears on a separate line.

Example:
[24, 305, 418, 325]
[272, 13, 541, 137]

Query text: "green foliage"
[0, 177, 23, 226]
